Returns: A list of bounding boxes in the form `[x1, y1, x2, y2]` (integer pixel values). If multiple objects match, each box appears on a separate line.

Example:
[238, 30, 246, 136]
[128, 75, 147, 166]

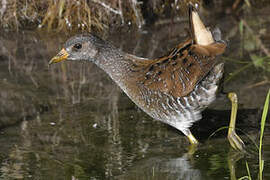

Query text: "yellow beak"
[49, 48, 69, 65]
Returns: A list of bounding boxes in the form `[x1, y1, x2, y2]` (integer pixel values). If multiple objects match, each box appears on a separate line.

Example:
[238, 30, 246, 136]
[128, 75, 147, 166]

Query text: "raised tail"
[188, 3, 215, 46]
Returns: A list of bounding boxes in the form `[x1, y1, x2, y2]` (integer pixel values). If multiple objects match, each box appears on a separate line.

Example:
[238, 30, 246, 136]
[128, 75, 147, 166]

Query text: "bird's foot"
[227, 129, 245, 151]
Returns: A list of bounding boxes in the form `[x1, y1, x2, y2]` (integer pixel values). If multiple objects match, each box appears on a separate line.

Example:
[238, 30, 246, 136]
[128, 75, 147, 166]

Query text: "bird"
[49, 4, 244, 150]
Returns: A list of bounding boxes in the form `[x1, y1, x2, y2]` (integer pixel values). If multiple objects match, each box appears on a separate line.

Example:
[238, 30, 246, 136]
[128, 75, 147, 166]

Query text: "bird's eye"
[73, 43, 82, 50]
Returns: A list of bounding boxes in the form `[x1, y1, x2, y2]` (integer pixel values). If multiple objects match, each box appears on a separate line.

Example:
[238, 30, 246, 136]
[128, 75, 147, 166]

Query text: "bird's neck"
[93, 44, 132, 84]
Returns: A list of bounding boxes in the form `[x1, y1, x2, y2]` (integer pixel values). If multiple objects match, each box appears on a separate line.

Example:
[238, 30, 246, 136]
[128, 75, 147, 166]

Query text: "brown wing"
[128, 39, 226, 98]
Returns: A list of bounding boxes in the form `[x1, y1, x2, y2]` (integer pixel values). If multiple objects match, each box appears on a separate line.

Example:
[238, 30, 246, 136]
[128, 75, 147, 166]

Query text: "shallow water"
[0, 2, 270, 180]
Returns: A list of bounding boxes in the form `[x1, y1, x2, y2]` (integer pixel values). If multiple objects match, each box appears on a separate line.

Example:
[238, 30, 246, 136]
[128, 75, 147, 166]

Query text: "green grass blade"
[259, 89, 270, 180]
[238, 176, 250, 180]
[225, 63, 253, 84]
[246, 161, 252, 180]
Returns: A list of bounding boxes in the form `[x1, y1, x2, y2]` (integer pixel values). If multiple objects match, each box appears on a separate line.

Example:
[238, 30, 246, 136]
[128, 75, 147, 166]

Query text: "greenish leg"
[227, 92, 245, 151]
[187, 131, 199, 145]
[185, 130, 199, 155]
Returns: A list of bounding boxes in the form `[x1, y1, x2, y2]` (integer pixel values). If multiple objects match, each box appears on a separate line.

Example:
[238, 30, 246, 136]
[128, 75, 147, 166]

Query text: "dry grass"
[0, 0, 202, 32]
[0, 0, 115, 31]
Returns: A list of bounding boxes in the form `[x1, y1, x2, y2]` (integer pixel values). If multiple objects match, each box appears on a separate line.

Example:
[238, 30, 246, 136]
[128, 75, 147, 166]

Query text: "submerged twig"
[245, 80, 270, 89]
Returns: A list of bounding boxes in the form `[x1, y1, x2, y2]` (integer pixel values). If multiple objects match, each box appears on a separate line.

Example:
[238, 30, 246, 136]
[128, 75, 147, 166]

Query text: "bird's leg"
[182, 129, 199, 155]
[185, 129, 199, 145]
[227, 92, 245, 151]
[227, 150, 245, 180]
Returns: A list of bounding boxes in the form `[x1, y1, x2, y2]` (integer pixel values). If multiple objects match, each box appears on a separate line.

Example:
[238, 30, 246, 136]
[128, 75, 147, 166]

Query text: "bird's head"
[49, 34, 104, 65]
